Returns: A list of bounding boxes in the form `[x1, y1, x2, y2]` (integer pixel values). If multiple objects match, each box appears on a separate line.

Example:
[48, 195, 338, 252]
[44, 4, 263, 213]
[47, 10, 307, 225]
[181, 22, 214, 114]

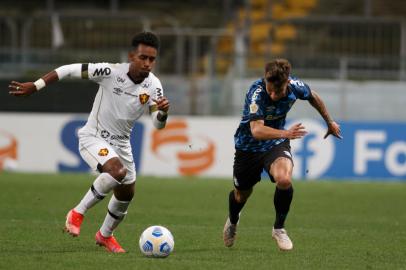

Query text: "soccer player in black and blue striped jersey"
[223, 59, 342, 251]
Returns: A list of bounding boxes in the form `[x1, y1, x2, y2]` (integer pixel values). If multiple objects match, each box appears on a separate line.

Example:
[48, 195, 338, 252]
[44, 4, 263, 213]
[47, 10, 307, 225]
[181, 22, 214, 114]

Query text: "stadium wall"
[1, 78, 406, 119]
[0, 113, 405, 181]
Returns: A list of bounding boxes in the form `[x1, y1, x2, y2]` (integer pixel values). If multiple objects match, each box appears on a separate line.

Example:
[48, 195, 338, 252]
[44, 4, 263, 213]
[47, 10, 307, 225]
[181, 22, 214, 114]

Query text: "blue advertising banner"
[288, 120, 406, 180]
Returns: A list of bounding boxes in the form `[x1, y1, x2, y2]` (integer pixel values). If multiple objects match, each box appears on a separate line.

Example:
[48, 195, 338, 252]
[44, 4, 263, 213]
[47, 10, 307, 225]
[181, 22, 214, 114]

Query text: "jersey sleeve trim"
[249, 115, 264, 121]
[81, 63, 89, 79]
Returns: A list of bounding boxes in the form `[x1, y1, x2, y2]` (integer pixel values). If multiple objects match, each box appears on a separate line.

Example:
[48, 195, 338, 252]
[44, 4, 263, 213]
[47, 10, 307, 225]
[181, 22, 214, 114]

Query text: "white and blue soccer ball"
[139, 225, 174, 257]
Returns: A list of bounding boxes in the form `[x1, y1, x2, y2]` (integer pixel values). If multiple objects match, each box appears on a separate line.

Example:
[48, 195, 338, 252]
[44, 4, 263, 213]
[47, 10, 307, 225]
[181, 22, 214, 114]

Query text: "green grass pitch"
[0, 172, 405, 270]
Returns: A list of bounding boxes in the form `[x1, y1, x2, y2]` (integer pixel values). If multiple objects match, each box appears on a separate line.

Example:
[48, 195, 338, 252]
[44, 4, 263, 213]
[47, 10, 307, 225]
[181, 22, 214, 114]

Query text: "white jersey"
[78, 63, 163, 146]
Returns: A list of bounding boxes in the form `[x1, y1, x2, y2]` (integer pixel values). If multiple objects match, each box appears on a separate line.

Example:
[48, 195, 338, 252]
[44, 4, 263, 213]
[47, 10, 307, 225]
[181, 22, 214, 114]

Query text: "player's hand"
[286, 123, 307, 140]
[324, 121, 343, 139]
[9, 81, 37, 97]
[152, 97, 170, 113]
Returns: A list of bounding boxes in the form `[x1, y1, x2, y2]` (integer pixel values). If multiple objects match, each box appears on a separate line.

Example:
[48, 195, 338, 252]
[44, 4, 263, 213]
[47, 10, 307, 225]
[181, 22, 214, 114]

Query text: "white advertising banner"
[140, 117, 236, 177]
[0, 114, 77, 172]
[0, 113, 237, 177]
[1, 113, 405, 180]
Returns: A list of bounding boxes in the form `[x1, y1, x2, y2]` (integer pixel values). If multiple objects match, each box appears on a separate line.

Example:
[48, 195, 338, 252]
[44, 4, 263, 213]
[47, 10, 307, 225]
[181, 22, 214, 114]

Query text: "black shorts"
[233, 140, 293, 190]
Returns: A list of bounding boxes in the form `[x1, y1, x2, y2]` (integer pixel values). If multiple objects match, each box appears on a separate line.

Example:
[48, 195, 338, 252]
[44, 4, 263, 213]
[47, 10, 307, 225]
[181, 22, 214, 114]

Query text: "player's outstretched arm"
[9, 64, 85, 97]
[9, 70, 59, 97]
[308, 90, 343, 139]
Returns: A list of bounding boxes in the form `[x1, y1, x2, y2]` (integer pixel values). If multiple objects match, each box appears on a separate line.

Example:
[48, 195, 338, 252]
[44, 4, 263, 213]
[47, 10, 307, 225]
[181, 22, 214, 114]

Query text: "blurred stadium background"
[0, 0, 405, 117]
[0, 1, 406, 269]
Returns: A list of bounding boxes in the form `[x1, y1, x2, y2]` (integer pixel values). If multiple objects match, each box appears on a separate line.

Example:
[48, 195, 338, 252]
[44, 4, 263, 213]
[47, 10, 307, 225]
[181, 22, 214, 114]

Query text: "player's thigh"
[270, 157, 293, 182]
[233, 150, 264, 190]
[264, 140, 293, 183]
[79, 136, 119, 172]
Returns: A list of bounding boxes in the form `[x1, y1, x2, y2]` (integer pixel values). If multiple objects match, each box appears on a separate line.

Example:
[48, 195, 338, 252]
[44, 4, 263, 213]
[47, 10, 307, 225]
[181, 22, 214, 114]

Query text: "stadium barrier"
[0, 113, 405, 181]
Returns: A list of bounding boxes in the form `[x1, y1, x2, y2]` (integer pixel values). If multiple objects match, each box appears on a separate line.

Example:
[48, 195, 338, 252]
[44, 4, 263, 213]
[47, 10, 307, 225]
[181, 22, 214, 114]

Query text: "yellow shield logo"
[139, 93, 150, 104]
[98, 148, 109, 156]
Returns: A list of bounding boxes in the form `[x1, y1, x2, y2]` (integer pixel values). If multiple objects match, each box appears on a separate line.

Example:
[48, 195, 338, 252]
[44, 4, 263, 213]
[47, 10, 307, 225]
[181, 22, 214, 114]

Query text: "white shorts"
[78, 135, 136, 184]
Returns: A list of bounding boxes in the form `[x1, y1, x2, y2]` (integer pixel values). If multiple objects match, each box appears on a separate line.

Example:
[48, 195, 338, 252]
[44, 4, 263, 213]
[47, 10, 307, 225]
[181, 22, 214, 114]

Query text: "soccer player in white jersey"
[9, 32, 170, 253]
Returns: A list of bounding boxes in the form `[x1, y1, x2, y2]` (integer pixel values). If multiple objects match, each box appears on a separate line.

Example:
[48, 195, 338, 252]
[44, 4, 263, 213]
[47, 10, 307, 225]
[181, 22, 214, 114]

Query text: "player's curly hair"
[265, 59, 291, 91]
[131, 31, 160, 50]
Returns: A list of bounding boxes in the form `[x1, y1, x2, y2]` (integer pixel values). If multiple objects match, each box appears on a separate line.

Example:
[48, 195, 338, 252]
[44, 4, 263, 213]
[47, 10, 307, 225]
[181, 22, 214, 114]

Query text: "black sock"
[273, 186, 293, 229]
[229, 190, 246, 224]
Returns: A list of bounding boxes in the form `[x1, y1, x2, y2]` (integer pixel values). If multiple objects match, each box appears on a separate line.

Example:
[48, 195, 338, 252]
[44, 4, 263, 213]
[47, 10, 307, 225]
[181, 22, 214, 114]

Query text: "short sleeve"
[148, 77, 164, 106]
[289, 78, 312, 100]
[247, 87, 265, 121]
[152, 79, 164, 100]
[84, 63, 113, 83]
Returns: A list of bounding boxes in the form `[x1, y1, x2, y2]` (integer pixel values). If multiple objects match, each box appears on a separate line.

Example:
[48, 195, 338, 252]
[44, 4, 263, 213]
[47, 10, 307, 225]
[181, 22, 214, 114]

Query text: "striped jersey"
[234, 76, 312, 152]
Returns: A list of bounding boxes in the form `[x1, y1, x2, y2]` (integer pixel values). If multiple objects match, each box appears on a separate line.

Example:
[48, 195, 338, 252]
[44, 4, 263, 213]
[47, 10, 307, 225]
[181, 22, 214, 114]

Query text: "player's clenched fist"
[153, 97, 170, 113]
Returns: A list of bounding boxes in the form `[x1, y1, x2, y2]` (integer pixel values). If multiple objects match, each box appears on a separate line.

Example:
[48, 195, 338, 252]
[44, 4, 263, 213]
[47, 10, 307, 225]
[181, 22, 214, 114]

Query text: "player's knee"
[275, 176, 292, 189]
[234, 189, 252, 203]
[113, 166, 127, 182]
[103, 160, 127, 182]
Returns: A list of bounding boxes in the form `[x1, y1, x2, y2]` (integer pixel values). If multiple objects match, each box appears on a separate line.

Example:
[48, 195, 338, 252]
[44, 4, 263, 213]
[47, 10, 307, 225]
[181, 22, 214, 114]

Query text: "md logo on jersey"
[288, 119, 335, 179]
[93, 67, 111, 77]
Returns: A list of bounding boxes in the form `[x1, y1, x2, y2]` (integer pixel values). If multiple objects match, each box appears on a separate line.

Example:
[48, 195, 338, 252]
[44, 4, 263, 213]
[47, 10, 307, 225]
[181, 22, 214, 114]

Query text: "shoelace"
[74, 216, 81, 223]
[275, 230, 290, 242]
[226, 225, 236, 236]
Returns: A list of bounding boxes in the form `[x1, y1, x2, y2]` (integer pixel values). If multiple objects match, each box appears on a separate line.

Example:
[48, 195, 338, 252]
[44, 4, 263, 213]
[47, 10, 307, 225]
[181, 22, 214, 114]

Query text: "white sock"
[74, 173, 120, 215]
[100, 195, 131, 237]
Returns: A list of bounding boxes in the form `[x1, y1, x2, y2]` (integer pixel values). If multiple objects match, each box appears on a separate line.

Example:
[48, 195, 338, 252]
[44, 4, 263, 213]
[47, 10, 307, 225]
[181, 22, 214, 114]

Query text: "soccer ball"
[139, 225, 174, 257]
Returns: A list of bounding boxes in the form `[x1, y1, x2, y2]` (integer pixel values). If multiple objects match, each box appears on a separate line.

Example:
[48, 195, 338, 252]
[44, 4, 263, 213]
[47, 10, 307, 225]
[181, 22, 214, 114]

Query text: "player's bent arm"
[150, 104, 168, 129]
[308, 90, 334, 124]
[250, 120, 286, 140]
[250, 120, 307, 140]
[308, 89, 342, 139]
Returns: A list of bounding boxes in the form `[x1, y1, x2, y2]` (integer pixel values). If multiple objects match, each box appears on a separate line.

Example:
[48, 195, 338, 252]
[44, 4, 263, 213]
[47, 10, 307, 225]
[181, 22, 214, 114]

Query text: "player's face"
[128, 44, 157, 80]
[266, 81, 288, 101]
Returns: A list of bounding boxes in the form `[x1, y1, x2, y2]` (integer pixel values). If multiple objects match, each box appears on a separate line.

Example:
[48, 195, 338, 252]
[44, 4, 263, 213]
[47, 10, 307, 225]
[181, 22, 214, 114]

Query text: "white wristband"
[34, 78, 46, 91]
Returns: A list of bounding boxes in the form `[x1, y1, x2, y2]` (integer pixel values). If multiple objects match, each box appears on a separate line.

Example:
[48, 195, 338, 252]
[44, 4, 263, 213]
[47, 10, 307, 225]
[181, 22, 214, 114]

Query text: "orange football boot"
[95, 231, 126, 253]
[64, 209, 84, 237]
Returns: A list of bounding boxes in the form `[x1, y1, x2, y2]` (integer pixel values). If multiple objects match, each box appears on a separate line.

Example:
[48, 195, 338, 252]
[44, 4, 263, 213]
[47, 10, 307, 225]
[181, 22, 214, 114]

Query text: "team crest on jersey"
[249, 103, 258, 114]
[98, 148, 109, 156]
[139, 93, 150, 104]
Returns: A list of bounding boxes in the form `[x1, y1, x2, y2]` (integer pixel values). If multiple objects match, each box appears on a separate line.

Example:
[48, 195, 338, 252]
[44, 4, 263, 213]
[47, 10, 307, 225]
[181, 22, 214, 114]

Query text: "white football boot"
[223, 217, 238, 247]
[272, 227, 293, 251]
